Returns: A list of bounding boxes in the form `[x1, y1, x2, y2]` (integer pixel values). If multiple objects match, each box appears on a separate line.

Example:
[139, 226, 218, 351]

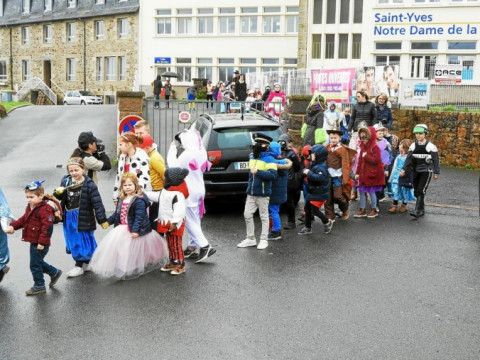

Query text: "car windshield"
[79, 91, 95, 96]
[210, 126, 282, 150]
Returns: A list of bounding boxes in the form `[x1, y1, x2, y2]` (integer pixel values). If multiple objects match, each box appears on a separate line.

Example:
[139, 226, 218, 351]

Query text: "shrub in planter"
[288, 95, 312, 114]
[196, 90, 207, 100]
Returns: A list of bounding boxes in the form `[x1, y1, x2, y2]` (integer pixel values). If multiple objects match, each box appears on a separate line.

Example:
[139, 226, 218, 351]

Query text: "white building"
[137, 0, 299, 92]
[305, 0, 480, 83]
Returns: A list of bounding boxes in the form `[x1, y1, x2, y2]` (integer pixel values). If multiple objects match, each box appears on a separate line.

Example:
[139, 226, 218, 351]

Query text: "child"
[88, 173, 168, 279]
[297, 145, 334, 235]
[373, 123, 392, 205]
[158, 168, 190, 275]
[265, 83, 286, 122]
[0, 185, 13, 283]
[55, 157, 108, 278]
[354, 126, 385, 218]
[388, 139, 416, 213]
[187, 86, 197, 110]
[401, 124, 440, 218]
[340, 107, 351, 145]
[325, 128, 356, 221]
[297, 144, 312, 223]
[323, 102, 344, 133]
[237, 133, 277, 250]
[7, 181, 62, 295]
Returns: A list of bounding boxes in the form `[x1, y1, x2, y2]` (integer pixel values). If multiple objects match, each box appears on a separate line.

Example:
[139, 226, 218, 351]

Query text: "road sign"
[178, 111, 191, 123]
[119, 115, 143, 134]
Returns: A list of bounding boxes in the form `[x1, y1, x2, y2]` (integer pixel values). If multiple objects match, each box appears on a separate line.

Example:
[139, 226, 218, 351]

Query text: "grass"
[0, 101, 31, 113]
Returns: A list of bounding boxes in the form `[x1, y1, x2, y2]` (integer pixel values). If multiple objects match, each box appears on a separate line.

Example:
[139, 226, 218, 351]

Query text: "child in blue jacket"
[298, 145, 334, 235]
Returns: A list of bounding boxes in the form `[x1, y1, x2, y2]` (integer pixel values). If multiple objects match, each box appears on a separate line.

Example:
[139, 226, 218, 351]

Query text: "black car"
[189, 112, 285, 199]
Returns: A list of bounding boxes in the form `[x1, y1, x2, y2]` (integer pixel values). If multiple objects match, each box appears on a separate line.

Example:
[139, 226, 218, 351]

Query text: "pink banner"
[311, 68, 356, 103]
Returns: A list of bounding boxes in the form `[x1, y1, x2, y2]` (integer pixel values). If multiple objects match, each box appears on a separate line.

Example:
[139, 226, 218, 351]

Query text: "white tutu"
[88, 225, 168, 279]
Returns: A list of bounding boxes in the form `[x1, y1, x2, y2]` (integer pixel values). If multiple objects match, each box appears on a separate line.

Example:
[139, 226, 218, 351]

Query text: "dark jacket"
[58, 175, 107, 231]
[108, 194, 152, 236]
[356, 127, 386, 187]
[306, 145, 330, 202]
[303, 107, 324, 146]
[11, 201, 55, 246]
[282, 147, 301, 190]
[153, 76, 163, 95]
[375, 103, 393, 129]
[267, 142, 292, 205]
[348, 101, 376, 133]
[246, 152, 277, 197]
[235, 80, 247, 101]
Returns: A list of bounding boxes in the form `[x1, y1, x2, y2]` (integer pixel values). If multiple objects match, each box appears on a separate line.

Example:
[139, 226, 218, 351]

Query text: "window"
[240, 59, 257, 75]
[0, 0, 3, 17]
[410, 55, 436, 78]
[198, 16, 213, 34]
[218, 67, 234, 83]
[264, 6, 280, 13]
[285, 58, 297, 65]
[66, 23, 76, 42]
[177, 18, 192, 35]
[219, 7, 235, 14]
[198, 67, 212, 80]
[241, 16, 257, 34]
[448, 42, 476, 50]
[22, 60, 30, 81]
[353, 0, 363, 23]
[198, 58, 212, 64]
[414, 0, 439, 2]
[43, 24, 52, 44]
[119, 56, 126, 81]
[156, 17, 172, 35]
[376, 42, 402, 50]
[448, 56, 474, 80]
[375, 55, 400, 65]
[95, 21, 105, 40]
[262, 58, 279, 72]
[313, 0, 323, 24]
[22, 0, 30, 14]
[67, 58, 76, 81]
[106, 57, 117, 81]
[286, 15, 299, 33]
[44, 0, 52, 12]
[378, 0, 403, 3]
[22, 27, 30, 45]
[176, 58, 191, 82]
[0, 61, 7, 81]
[118, 18, 129, 39]
[312, 34, 322, 59]
[67, 0, 76, 8]
[242, 7, 257, 13]
[352, 34, 361, 59]
[263, 58, 279, 65]
[95, 0, 105, 4]
[240, 66, 256, 74]
[411, 42, 438, 50]
[219, 16, 235, 34]
[339, 34, 348, 59]
[325, 34, 335, 59]
[340, 0, 350, 23]
[326, 0, 336, 24]
[263, 16, 280, 33]
[96, 57, 103, 81]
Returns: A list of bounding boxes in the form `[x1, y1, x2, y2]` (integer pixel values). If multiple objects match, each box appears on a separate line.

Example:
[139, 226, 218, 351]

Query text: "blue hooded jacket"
[246, 150, 277, 197]
[267, 142, 289, 205]
[306, 145, 330, 202]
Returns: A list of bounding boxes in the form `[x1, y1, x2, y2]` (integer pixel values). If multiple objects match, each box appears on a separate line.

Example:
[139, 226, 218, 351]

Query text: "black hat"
[234, 70, 239, 74]
[78, 132, 101, 147]
[164, 168, 189, 189]
[252, 133, 273, 145]
[326, 128, 344, 136]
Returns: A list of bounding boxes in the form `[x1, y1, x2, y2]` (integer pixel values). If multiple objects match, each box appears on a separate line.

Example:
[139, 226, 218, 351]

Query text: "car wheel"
[81, 100, 86, 105]
[64, 101, 68, 105]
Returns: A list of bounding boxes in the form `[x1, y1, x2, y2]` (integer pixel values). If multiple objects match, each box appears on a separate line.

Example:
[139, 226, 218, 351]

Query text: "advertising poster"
[398, 79, 429, 108]
[311, 68, 356, 103]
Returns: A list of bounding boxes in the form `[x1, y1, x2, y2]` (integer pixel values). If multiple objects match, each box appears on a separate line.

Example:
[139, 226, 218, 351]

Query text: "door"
[43, 61, 51, 88]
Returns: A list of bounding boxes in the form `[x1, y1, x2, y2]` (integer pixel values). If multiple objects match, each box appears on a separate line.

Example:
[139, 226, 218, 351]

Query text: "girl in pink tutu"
[89, 173, 168, 279]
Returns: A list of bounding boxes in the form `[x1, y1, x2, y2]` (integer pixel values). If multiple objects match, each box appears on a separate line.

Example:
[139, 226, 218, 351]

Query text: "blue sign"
[154, 57, 171, 64]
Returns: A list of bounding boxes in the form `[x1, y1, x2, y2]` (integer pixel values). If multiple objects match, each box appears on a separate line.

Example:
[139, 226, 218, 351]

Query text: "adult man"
[72, 132, 111, 184]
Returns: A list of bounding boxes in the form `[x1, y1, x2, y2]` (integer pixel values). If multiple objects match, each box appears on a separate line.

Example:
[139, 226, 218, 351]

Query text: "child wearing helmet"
[401, 124, 440, 218]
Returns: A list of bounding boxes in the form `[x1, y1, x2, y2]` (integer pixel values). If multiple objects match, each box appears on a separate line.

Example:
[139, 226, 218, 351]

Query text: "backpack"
[43, 194, 63, 224]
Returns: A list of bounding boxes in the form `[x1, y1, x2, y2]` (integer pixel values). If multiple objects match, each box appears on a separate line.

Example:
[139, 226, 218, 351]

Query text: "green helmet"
[413, 124, 428, 134]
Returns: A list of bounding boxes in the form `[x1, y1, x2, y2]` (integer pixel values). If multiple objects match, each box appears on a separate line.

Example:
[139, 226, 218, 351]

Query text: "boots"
[410, 196, 425, 218]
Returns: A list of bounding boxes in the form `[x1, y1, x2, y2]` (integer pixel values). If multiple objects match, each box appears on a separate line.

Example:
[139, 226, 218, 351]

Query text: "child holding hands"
[388, 139, 416, 213]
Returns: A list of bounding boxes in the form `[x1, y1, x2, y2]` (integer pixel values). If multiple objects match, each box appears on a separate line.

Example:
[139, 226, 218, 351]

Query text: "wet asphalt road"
[0, 105, 479, 359]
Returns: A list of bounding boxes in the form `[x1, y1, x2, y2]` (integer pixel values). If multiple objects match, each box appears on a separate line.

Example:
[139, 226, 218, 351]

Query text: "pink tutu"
[88, 225, 168, 279]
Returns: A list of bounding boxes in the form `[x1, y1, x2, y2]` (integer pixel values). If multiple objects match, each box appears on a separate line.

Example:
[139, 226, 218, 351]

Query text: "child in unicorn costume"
[167, 128, 216, 263]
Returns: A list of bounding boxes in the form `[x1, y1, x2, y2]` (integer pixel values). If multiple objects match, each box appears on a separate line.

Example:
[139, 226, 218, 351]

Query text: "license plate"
[234, 161, 249, 170]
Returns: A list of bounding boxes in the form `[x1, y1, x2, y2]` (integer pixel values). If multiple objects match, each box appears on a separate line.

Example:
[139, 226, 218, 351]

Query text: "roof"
[0, 0, 139, 26]
[199, 113, 281, 129]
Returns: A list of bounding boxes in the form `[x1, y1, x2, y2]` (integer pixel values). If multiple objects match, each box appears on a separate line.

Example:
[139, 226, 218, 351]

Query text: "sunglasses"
[359, 136, 368, 140]
[25, 180, 45, 190]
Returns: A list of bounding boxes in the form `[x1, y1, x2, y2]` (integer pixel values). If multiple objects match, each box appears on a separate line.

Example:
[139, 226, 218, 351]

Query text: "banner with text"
[311, 68, 356, 103]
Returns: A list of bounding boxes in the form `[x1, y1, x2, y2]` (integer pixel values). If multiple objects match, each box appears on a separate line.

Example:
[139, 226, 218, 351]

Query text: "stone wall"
[392, 109, 480, 169]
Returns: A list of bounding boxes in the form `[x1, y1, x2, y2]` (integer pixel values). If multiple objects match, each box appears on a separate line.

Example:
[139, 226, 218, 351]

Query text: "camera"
[97, 143, 105, 152]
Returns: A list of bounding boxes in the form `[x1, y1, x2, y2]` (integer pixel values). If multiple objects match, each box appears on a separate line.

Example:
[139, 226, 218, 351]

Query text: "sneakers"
[25, 286, 46, 296]
[184, 246, 199, 259]
[195, 245, 216, 264]
[354, 208, 367, 218]
[0, 265, 10, 283]
[267, 231, 282, 241]
[49, 270, 62, 288]
[257, 240, 268, 250]
[160, 263, 176, 272]
[341, 210, 350, 220]
[388, 205, 398, 214]
[367, 209, 378, 218]
[297, 227, 312, 235]
[82, 263, 91, 272]
[237, 238, 257, 248]
[399, 204, 408, 213]
[378, 196, 387, 203]
[66, 266, 84, 278]
[171, 265, 186, 275]
[283, 222, 296, 230]
[324, 220, 334, 234]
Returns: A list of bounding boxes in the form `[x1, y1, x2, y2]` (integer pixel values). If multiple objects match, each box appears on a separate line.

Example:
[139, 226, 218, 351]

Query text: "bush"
[462, 107, 470, 112]
[196, 90, 207, 100]
[442, 105, 457, 112]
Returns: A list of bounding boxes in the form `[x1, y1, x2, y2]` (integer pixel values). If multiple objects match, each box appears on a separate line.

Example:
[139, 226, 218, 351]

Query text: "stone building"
[0, 0, 139, 103]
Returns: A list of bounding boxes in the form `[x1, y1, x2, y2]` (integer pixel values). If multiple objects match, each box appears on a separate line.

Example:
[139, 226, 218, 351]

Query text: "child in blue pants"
[0, 185, 13, 283]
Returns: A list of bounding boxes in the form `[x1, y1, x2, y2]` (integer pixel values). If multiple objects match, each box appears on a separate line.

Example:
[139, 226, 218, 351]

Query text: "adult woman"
[235, 74, 248, 101]
[206, 80, 214, 109]
[375, 93, 393, 129]
[164, 80, 172, 108]
[348, 90, 376, 133]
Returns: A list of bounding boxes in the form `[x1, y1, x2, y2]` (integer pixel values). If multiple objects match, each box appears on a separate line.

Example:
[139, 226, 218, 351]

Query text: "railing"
[50, 78, 65, 96]
[13, 76, 57, 105]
